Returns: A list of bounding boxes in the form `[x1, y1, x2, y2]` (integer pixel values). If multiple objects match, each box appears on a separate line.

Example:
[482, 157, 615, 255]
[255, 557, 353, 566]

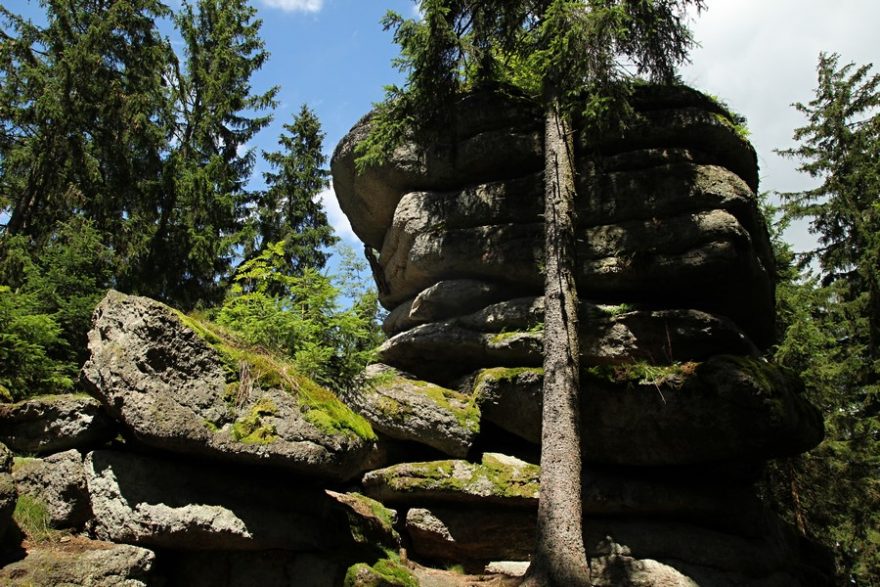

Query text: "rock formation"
[331, 85, 831, 585]
[0, 85, 831, 586]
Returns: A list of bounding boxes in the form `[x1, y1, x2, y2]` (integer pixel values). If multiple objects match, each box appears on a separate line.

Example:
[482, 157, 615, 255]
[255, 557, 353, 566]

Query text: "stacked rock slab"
[332, 85, 830, 585]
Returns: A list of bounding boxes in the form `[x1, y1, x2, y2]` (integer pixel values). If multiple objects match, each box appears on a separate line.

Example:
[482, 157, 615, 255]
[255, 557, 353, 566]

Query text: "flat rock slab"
[345, 364, 479, 457]
[0, 394, 116, 455]
[379, 297, 758, 381]
[84, 450, 358, 551]
[363, 453, 539, 507]
[12, 449, 91, 529]
[0, 538, 157, 587]
[81, 290, 382, 481]
[472, 355, 823, 465]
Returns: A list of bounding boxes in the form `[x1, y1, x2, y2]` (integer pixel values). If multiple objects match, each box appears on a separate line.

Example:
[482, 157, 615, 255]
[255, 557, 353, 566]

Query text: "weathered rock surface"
[363, 453, 539, 507]
[325, 490, 400, 552]
[406, 506, 534, 563]
[377, 208, 772, 345]
[0, 538, 157, 587]
[331, 91, 543, 249]
[471, 355, 822, 464]
[12, 449, 91, 529]
[345, 364, 479, 457]
[383, 279, 528, 335]
[380, 297, 758, 381]
[81, 290, 382, 481]
[84, 450, 357, 551]
[0, 394, 116, 455]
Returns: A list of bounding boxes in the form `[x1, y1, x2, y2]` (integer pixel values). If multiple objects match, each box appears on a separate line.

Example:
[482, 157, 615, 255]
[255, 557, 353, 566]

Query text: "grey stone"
[362, 453, 539, 507]
[471, 356, 823, 465]
[0, 441, 12, 472]
[406, 506, 535, 563]
[331, 93, 543, 249]
[0, 394, 116, 455]
[81, 290, 382, 481]
[0, 539, 157, 587]
[83, 450, 359, 551]
[484, 561, 530, 577]
[12, 449, 91, 529]
[375, 209, 773, 344]
[380, 297, 758, 381]
[383, 279, 527, 335]
[345, 364, 479, 457]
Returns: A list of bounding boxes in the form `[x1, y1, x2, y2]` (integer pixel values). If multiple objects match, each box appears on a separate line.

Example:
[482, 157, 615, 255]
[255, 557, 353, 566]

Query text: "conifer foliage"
[771, 53, 880, 585]
[0, 0, 354, 402]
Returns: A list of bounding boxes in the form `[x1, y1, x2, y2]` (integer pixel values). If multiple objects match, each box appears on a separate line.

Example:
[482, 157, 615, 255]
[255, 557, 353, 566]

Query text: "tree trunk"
[521, 93, 591, 587]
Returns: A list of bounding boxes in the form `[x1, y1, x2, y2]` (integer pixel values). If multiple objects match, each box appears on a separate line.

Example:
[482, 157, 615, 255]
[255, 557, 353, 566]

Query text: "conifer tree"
[250, 104, 338, 281]
[0, 0, 171, 258]
[142, 0, 278, 308]
[362, 2, 704, 584]
[773, 53, 880, 584]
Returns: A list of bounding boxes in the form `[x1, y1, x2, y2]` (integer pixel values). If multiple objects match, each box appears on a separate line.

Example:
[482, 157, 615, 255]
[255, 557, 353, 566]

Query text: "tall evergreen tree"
[772, 53, 880, 584]
[0, 0, 172, 258]
[142, 0, 278, 308]
[362, 2, 704, 584]
[249, 104, 338, 280]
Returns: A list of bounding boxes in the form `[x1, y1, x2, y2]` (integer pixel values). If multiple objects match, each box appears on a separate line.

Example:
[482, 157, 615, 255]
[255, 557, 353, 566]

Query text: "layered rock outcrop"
[331, 85, 830, 585]
[0, 85, 830, 586]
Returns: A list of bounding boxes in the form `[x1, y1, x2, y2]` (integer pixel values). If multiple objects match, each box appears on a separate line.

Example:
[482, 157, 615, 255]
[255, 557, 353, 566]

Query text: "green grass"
[175, 310, 376, 442]
[13, 493, 52, 542]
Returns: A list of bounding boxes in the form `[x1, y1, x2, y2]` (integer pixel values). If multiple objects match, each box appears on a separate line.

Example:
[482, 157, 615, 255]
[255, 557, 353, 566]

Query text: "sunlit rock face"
[332, 85, 833, 586]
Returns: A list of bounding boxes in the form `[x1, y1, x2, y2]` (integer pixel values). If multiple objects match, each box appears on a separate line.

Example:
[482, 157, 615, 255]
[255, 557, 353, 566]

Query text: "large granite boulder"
[379, 296, 758, 382]
[344, 364, 479, 457]
[0, 538, 157, 587]
[471, 356, 823, 465]
[330, 83, 831, 585]
[84, 450, 367, 551]
[363, 453, 539, 507]
[12, 449, 91, 529]
[0, 394, 116, 455]
[81, 290, 382, 481]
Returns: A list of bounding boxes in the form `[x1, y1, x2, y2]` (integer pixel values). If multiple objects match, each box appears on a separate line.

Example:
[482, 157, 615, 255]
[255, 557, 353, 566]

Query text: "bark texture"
[521, 97, 591, 586]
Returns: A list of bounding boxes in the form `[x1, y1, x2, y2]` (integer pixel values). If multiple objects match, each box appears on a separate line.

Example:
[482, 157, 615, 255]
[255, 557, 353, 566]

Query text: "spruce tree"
[362, 2, 704, 584]
[0, 0, 171, 257]
[250, 104, 338, 281]
[142, 0, 278, 308]
[773, 53, 880, 584]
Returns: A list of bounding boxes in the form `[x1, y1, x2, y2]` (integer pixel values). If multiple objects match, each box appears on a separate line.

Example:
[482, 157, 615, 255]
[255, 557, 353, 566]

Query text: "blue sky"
[9, 0, 880, 256]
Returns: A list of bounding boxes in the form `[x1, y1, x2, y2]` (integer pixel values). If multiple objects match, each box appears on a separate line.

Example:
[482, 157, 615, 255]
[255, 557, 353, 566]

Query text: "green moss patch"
[344, 554, 417, 587]
[586, 360, 699, 389]
[174, 310, 376, 442]
[231, 398, 278, 444]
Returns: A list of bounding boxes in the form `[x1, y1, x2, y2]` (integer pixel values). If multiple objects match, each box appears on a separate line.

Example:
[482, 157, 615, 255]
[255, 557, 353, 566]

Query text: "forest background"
[1, 0, 878, 584]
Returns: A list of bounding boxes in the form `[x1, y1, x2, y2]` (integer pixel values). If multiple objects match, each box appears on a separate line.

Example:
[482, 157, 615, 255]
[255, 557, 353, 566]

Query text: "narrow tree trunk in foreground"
[521, 94, 591, 587]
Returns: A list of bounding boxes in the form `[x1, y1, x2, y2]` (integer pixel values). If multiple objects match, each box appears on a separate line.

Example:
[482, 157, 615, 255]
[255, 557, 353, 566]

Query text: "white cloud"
[261, 0, 323, 13]
[680, 0, 880, 252]
[319, 184, 358, 246]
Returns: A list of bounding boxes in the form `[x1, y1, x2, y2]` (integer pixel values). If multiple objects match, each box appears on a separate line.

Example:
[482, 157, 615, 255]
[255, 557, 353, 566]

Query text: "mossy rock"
[362, 453, 539, 507]
[344, 364, 479, 458]
[82, 290, 384, 482]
